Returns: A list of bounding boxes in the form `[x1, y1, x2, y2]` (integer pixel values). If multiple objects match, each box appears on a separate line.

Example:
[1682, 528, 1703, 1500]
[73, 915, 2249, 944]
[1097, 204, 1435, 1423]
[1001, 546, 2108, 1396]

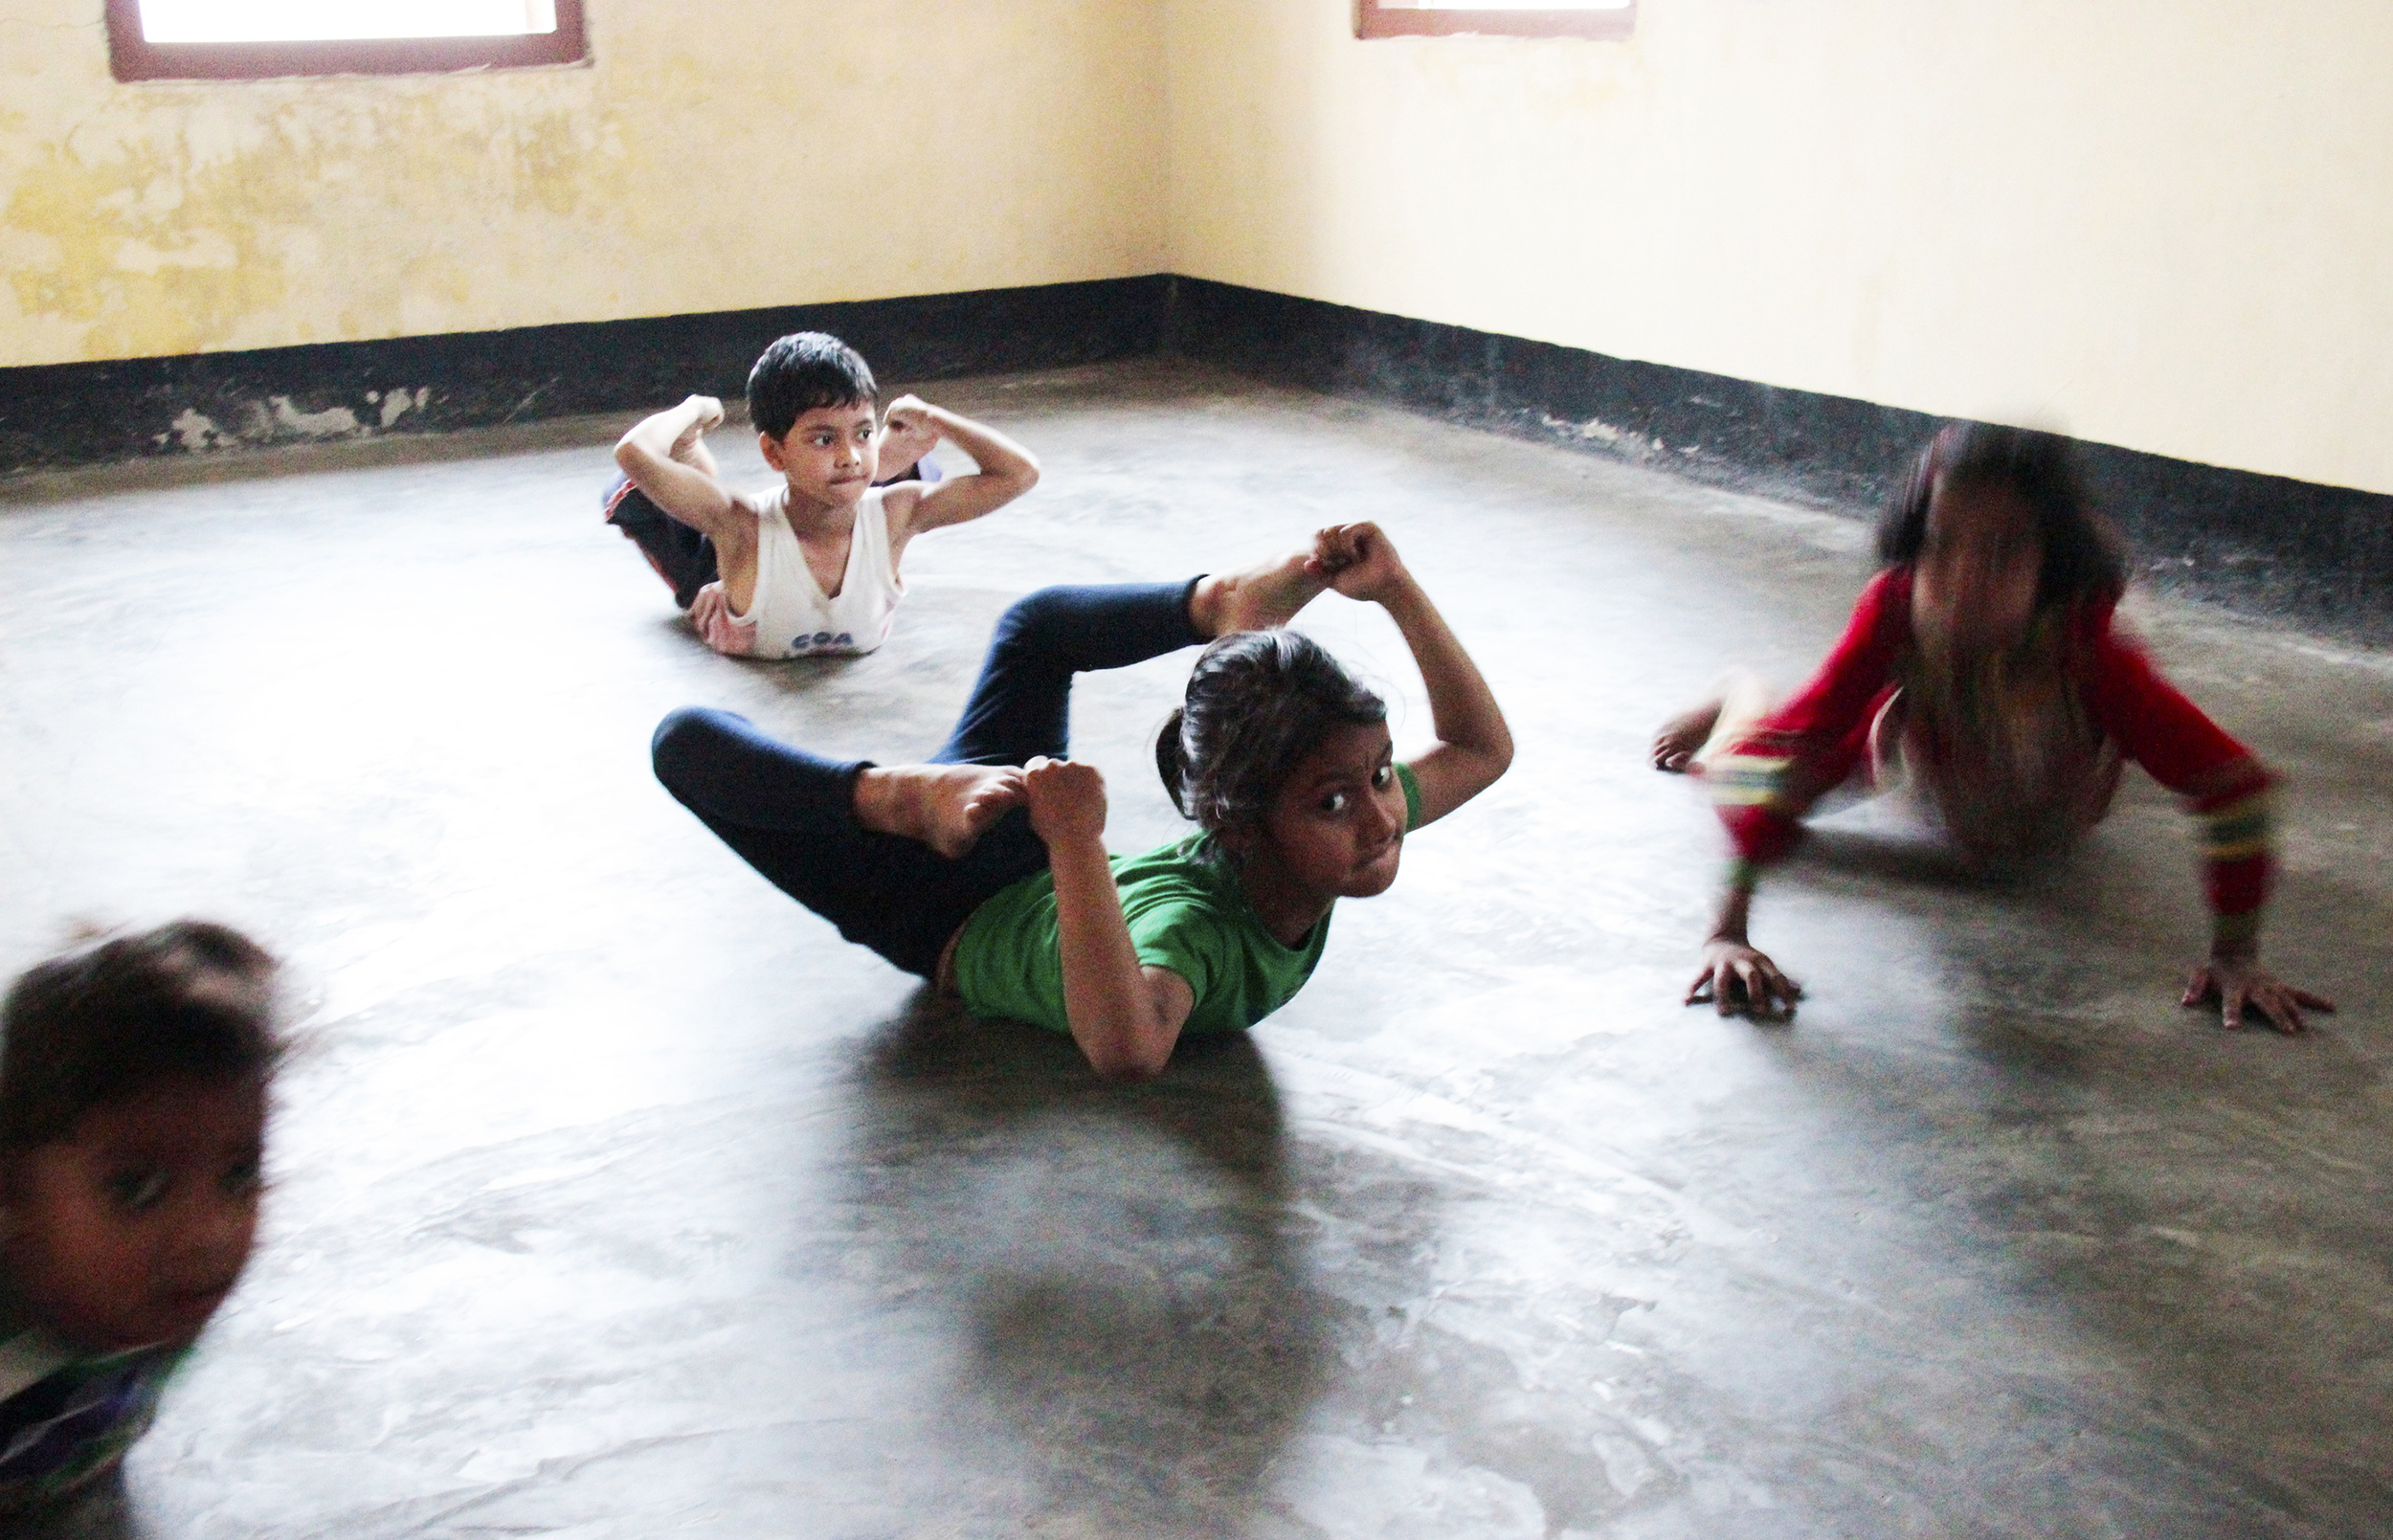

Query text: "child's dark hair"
[0, 922, 280, 1150]
[1155, 631, 1387, 837]
[1878, 422, 2129, 609]
[746, 331, 879, 441]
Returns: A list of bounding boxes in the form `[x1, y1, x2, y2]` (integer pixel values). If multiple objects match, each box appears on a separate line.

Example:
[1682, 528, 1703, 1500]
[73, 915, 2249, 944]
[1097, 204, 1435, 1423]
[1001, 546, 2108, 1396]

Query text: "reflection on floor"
[5, 360, 2390, 1539]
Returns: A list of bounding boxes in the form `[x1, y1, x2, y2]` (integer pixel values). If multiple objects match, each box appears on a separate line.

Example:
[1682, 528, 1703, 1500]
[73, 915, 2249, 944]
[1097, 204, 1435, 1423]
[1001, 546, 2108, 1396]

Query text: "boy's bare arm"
[615, 396, 745, 543]
[880, 395, 1041, 541]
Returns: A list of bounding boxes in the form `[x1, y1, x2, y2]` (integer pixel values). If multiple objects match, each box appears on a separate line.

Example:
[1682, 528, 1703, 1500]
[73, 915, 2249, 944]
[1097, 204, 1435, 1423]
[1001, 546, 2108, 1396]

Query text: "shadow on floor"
[836, 990, 1333, 1531]
[1933, 976, 2393, 1534]
[1763, 824, 2392, 1533]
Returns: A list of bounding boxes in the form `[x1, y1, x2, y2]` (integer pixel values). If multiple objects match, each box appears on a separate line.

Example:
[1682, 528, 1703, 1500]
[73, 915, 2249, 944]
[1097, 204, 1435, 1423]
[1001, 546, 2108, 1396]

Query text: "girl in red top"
[1653, 423, 2331, 1034]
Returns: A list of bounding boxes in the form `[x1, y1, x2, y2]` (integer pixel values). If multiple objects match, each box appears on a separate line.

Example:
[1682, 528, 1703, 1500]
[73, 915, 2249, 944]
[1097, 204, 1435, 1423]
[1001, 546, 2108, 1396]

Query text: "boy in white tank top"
[607, 332, 1041, 660]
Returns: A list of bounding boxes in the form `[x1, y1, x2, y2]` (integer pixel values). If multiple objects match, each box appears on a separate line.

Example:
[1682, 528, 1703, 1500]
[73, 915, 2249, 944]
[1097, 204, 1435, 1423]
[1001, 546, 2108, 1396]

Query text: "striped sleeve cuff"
[2198, 784, 2273, 919]
[2199, 785, 2273, 863]
[1704, 750, 1796, 809]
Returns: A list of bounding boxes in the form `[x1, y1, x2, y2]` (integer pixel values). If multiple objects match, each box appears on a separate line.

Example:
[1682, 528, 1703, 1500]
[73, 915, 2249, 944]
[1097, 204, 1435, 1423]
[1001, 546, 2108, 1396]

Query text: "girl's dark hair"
[1878, 422, 2129, 609]
[0, 921, 280, 1150]
[1155, 630, 1388, 837]
[746, 331, 879, 441]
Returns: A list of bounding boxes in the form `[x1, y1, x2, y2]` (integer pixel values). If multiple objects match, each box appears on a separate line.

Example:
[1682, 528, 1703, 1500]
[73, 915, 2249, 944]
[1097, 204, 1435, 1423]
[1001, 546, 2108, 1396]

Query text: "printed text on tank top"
[688, 487, 905, 658]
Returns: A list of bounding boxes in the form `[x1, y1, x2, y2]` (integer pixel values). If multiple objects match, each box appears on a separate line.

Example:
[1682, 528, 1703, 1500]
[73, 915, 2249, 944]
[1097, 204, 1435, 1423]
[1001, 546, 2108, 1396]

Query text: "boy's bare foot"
[1652, 699, 1723, 773]
[1190, 549, 1328, 638]
[855, 764, 1026, 858]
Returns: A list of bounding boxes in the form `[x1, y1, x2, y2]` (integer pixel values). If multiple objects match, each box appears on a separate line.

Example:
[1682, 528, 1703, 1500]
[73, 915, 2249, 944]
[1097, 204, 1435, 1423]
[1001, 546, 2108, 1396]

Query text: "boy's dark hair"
[745, 332, 878, 442]
[1, 922, 280, 1150]
[1878, 422, 2129, 610]
[1155, 630, 1388, 838]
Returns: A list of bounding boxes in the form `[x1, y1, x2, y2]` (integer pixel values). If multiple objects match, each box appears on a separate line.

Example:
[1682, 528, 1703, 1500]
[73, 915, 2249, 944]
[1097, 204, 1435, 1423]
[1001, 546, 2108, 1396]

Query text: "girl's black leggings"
[651, 578, 1205, 978]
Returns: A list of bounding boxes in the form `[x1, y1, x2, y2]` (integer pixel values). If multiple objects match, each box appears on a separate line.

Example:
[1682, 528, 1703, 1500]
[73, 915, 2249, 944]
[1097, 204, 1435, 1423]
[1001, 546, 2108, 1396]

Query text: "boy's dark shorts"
[604, 474, 718, 611]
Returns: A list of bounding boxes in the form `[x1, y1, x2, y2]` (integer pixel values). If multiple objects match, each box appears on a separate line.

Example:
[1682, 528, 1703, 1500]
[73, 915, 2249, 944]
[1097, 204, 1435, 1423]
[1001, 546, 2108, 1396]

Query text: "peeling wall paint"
[154, 388, 418, 452]
[0, 277, 1168, 471]
[0, 1, 1165, 370]
[1161, 0, 2393, 498]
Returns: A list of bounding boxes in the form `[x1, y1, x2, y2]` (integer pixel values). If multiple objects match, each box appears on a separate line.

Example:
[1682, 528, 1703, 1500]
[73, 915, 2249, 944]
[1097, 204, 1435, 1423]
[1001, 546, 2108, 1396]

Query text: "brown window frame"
[1354, 0, 1634, 41]
[104, 0, 588, 81]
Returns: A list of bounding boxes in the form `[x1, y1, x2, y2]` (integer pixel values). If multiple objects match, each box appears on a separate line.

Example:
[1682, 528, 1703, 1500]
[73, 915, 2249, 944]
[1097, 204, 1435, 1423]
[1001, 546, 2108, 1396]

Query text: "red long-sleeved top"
[1708, 568, 2273, 924]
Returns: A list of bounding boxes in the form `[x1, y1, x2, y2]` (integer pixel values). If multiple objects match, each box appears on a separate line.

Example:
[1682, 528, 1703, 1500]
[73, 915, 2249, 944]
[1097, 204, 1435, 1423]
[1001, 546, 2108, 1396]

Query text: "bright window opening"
[1356, 0, 1636, 40]
[105, 0, 586, 79]
[135, 0, 558, 42]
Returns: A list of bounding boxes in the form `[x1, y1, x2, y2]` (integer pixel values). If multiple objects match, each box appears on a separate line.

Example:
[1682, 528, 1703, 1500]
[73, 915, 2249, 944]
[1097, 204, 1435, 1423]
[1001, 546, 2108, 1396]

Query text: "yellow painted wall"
[11, 0, 2388, 497]
[0, 0, 1164, 368]
[1162, 1, 2393, 496]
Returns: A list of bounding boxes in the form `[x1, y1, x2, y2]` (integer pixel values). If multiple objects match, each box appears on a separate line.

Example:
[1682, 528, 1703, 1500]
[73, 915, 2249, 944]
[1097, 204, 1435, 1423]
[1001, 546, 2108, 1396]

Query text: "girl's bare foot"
[1191, 549, 1328, 637]
[855, 764, 1026, 858]
[1652, 699, 1723, 773]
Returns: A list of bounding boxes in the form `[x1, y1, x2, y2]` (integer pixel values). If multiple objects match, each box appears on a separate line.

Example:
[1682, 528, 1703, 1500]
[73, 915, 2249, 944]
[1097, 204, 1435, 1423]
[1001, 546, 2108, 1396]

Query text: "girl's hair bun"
[1154, 705, 1193, 815]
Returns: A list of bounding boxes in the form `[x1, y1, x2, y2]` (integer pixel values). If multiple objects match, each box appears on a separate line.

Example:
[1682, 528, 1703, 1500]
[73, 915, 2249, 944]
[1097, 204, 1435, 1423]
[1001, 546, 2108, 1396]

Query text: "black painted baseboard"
[0, 276, 1168, 475]
[1164, 277, 2393, 636]
[4, 270, 2383, 634]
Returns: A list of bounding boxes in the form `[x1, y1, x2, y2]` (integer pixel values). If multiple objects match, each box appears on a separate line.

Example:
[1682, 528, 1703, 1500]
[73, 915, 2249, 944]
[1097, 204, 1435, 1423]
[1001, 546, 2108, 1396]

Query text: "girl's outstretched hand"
[1308, 522, 1411, 605]
[1022, 756, 1108, 847]
[2181, 957, 2334, 1034]
[1687, 939, 1802, 1021]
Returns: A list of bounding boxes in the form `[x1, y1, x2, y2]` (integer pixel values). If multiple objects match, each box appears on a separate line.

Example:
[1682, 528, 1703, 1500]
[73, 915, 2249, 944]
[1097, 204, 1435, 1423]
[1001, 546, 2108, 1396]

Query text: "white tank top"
[691, 487, 905, 659]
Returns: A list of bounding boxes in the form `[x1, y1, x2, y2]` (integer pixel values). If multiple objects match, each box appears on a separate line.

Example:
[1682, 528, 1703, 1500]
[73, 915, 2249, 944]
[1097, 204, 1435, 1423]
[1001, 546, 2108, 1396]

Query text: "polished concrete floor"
[5, 360, 2391, 1539]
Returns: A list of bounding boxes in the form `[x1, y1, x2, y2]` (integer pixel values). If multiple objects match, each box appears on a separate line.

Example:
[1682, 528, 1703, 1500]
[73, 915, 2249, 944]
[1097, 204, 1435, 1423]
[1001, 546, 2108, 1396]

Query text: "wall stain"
[3, 75, 624, 366]
[4, 0, 1158, 375]
[13, 123, 280, 358]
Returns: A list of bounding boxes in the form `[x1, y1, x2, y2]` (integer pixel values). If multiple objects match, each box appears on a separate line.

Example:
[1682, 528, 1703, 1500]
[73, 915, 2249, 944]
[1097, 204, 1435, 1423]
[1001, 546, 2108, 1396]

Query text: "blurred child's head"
[1156, 631, 1405, 900]
[1879, 423, 2127, 657]
[747, 332, 882, 508]
[0, 923, 278, 1351]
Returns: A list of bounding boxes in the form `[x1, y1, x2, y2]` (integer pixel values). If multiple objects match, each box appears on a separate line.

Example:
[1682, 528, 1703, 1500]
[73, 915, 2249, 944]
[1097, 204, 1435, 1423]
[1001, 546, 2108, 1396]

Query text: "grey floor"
[5, 361, 2390, 1539]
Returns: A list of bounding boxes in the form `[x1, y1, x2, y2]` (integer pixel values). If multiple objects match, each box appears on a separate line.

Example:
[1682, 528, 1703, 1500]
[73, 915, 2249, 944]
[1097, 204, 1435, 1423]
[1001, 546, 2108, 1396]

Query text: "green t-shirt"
[952, 763, 1421, 1038]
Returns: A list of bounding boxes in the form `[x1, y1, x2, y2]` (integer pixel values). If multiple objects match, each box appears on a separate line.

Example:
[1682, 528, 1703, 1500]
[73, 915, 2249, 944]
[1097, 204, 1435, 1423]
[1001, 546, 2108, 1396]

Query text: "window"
[105, 0, 587, 81]
[1355, 0, 1634, 41]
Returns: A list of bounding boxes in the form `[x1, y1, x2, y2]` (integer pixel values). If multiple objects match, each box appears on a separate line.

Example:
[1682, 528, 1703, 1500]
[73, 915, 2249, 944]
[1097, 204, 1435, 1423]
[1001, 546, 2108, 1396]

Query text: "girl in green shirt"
[653, 522, 1512, 1077]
